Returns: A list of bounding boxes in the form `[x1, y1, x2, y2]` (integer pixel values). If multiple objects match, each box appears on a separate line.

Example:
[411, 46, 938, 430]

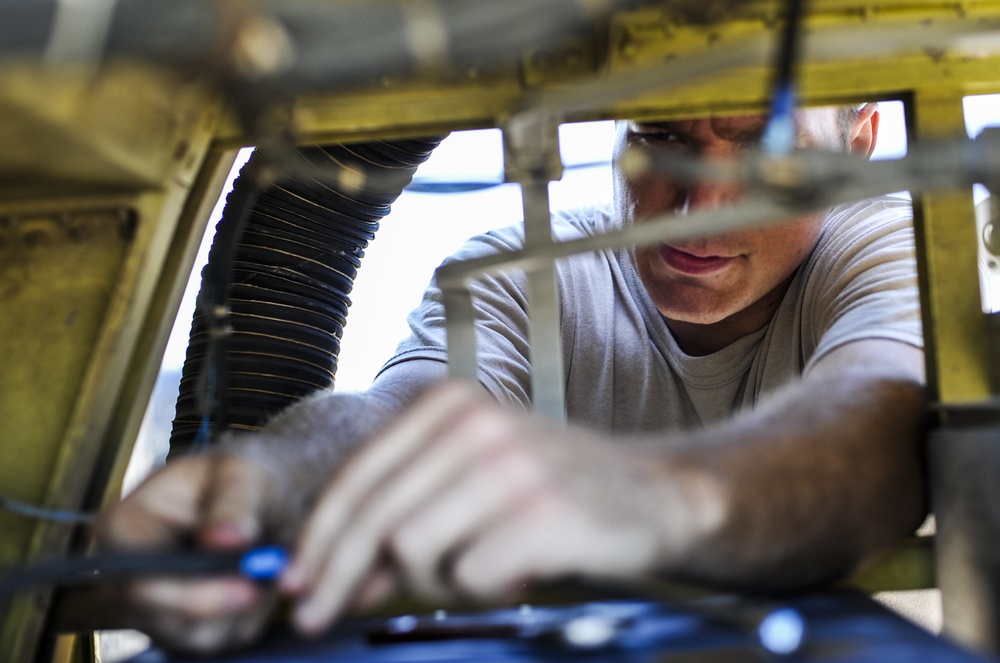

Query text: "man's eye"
[629, 126, 688, 150]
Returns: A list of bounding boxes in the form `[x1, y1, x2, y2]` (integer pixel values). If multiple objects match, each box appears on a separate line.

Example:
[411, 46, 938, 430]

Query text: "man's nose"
[682, 182, 742, 211]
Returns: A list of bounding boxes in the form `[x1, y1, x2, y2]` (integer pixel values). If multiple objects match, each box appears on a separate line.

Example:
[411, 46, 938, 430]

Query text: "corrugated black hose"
[170, 138, 443, 453]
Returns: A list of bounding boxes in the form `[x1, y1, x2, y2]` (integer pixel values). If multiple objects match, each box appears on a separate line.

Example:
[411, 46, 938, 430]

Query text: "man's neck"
[665, 274, 796, 356]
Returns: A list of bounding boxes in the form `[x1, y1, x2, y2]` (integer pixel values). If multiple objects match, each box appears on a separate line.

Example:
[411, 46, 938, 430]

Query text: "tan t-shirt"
[379, 195, 921, 434]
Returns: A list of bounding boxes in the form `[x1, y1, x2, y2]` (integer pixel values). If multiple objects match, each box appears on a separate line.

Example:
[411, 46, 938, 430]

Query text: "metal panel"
[0, 77, 224, 661]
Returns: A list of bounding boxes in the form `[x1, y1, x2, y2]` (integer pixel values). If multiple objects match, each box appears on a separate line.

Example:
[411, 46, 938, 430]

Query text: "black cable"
[773, 0, 805, 103]
[191, 155, 266, 445]
[0, 547, 288, 601]
[762, 0, 807, 154]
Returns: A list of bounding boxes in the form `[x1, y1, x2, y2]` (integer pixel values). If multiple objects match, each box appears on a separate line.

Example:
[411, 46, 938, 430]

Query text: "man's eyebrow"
[629, 120, 680, 130]
[723, 125, 767, 142]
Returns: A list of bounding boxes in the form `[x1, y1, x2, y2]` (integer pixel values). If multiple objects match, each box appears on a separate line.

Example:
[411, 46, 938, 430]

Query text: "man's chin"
[657, 307, 735, 327]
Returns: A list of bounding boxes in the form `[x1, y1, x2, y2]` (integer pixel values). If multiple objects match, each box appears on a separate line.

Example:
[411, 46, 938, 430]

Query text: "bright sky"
[161, 96, 1000, 395]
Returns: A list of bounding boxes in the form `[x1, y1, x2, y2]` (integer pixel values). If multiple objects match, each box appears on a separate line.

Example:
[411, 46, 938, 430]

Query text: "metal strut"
[443, 113, 567, 421]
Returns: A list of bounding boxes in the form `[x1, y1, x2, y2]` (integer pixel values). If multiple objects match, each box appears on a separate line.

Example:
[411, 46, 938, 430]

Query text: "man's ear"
[849, 102, 880, 158]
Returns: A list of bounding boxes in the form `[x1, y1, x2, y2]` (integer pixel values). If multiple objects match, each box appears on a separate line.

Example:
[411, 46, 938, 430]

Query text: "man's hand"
[94, 453, 283, 654]
[278, 382, 723, 635]
[94, 365, 440, 653]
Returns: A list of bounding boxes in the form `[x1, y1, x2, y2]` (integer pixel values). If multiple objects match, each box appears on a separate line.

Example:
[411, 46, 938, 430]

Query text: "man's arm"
[280, 338, 927, 632]
[656, 338, 927, 589]
[217, 360, 451, 539]
[94, 359, 448, 654]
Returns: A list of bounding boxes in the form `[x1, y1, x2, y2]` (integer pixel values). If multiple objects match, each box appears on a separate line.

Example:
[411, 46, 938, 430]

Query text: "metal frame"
[2, 0, 1000, 659]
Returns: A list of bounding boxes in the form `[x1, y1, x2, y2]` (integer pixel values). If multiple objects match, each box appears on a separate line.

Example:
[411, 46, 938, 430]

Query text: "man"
[96, 103, 928, 653]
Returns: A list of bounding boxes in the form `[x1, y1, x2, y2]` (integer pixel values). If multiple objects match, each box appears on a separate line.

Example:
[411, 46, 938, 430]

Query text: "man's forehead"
[634, 114, 768, 138]
[624, 106, 842, 145]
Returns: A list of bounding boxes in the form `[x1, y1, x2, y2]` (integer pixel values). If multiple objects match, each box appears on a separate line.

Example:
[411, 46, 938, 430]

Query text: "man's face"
[613, 108, 845, 332]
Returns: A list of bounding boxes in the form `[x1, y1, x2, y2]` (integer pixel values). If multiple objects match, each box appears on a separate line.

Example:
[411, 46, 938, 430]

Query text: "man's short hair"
[837, 105, 863, 149]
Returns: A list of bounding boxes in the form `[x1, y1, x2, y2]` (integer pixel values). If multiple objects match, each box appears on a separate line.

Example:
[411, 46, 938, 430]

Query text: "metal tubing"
[437, 196, 795, 289]
[443, 286, 479, 386]
[503, 118, 567, 421]
[521, 180, 566, 421]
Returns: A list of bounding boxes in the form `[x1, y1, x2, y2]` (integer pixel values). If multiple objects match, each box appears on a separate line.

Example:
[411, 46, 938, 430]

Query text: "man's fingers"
[348, 565, 400, 613]
[125, 578, 275, 655]
[95, 457, 214, 550]
[450, 500, 659, 600]
[285, 387, 514, 633]
[389, 445, 547, 599]
[287, 384, 482, 578]
[97, 452, 274, 552]
[283, 385, 490, 591]
[289, 432, 482, 632]
[199, 454, 275, 549]
[291, 520, 384, 633]
[446, 499, 566, 600]
[182, 594, 276, 655]
[96, 452, 283, 653]
[126, 577, 261, 621]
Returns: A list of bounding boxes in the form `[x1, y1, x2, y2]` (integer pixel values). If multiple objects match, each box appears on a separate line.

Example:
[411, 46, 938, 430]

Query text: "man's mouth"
[659, 245, 736, 275]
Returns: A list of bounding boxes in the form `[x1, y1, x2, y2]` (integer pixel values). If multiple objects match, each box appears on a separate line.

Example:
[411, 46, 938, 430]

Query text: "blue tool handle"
[239, 546, 289, 581]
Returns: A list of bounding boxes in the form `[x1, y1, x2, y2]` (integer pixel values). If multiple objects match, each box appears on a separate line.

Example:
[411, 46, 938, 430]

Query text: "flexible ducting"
[169, 138, 442, 454]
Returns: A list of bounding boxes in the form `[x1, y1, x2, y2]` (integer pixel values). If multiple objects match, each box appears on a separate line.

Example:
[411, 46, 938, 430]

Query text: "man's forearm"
[216, 360, 449, 541]
[213, 391, 396, 538]
[653, 355, 928, 590]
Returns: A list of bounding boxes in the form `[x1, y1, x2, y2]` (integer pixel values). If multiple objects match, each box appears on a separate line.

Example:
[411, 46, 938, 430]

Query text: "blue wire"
[192, 414, 212, 449]
[0, 495, 95, 524]
[763, 84, 797, 156]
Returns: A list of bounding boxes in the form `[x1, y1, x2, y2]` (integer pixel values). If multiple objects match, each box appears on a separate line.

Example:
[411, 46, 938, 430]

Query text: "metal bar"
[437, 129, 1000, 291]
[443, 286, 479, 385]
[521, 180, 566, 421]
[912, 88, 998, 656]
[930, 427, 1000, 654]
[502, 119, 566, 421]
[910, 89, 992, 405]
[437, 196, 795, 289]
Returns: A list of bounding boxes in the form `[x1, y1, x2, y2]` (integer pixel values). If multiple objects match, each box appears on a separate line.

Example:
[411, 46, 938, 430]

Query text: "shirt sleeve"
[376, 224, 535, 409]
[802, 196, 924, 371]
